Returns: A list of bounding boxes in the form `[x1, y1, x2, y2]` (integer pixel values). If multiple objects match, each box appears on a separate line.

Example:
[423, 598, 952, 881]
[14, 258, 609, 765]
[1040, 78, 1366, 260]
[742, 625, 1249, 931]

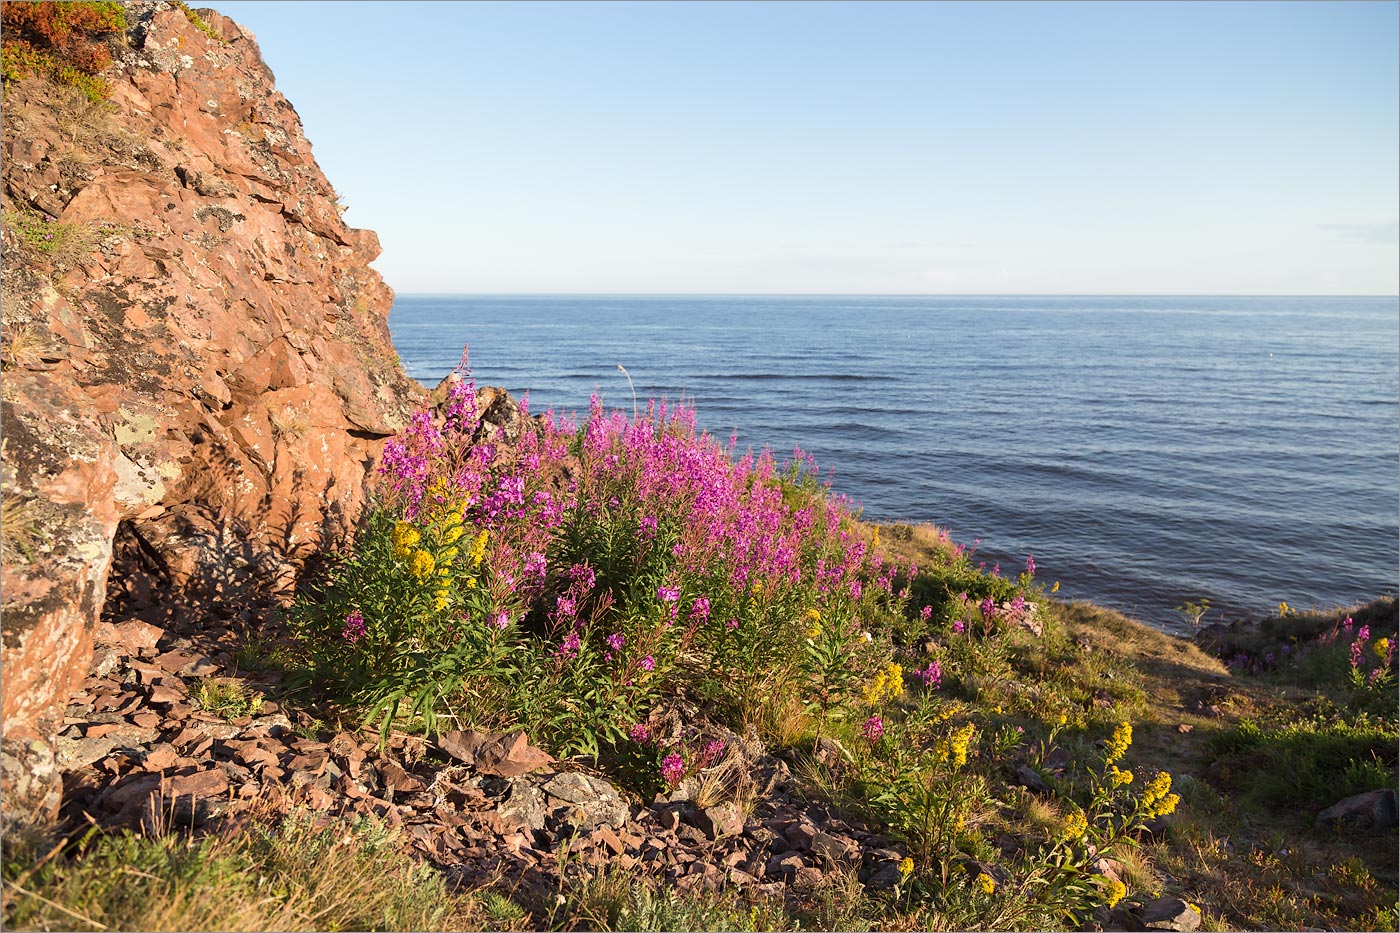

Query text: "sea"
[388, 294, 1400, 636]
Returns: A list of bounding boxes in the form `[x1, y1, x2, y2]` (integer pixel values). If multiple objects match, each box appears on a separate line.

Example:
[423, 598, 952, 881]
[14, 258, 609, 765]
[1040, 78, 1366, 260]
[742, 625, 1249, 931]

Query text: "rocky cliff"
[1, 1, 423, 820]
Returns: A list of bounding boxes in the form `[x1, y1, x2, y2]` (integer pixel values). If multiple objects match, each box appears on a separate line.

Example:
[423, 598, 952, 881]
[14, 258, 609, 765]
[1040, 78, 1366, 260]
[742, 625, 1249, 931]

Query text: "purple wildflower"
[641, 655, 655, 671]
[918, 660, 942, 688]
[342, 610, 365, 645]
[629, 723, 651, 743]
[661, 752, 685, 785]
[860, 715, 884, 742]
[690, 597, 711, 621]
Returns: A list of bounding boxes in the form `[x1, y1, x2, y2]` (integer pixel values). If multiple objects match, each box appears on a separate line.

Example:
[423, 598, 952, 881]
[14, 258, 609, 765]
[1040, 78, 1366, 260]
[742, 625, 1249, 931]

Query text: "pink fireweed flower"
[493, 612, 511, 630]
[606, 632, 626, 652]
[860, 715, 884, 742]
[726, 618, 740, 630]
[569, 562, 597, 590]
[952, 620, 966, 634]
[641, 655, 655, 671]
[849, 580, 862, 600]
[992, 563, 1001, 577]
[657, 585, 680, 603]
[1025, 554, 1036, 577]
[918, 660, 942, 688]
[1350, 625, 1371, 669]
[629, 723, 651, 743]
[557, 631, 581, 660]
[661, 753, 685, 786]
[919, 605, 933, 622]
[690, 597, 711, 621]
[980, 598, 996, 625]
[702, 740, 726, 764]
[342, 610, 365, 645]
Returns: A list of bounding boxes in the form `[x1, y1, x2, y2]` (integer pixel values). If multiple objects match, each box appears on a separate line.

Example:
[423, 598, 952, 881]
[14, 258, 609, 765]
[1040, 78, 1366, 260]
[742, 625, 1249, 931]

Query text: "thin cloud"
[1321, 221, 1399, 244]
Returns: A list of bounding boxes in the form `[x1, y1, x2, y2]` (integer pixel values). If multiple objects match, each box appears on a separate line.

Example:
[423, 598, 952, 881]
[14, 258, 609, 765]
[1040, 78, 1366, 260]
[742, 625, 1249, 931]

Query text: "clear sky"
[212, 0, 1398, 295]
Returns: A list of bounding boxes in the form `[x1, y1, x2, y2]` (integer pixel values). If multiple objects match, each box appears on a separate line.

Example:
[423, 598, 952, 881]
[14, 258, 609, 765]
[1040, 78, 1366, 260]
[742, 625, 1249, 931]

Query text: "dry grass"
[1, 493, 49, 563]
[2, 807, 495, 932]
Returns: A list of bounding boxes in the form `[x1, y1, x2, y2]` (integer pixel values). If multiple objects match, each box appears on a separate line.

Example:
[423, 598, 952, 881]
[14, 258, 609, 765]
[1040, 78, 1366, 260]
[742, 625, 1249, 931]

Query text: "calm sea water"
[388, 295, 1400, 635]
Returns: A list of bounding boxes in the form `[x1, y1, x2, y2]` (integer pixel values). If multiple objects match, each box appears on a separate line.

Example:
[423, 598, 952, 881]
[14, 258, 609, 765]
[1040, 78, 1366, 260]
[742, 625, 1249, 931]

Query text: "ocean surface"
[388, 295, 1400, 635]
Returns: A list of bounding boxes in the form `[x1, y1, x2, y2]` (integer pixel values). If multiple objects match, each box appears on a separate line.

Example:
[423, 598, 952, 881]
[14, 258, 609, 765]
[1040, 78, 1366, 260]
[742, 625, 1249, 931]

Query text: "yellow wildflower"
[1375, 637, 1391, 660]
[948, 722, 977, 768]
[409, 549, 436, 581]
[883, 662, 905, 699]
[872, 528, 880, 550]
[442, 524, 465, 544]
[1104, 879, 1127, 909]
[1104, 721, 1132, 764]
[1141, 771, 1174, 817]
[1278, 601, 1291, 617]
[1151, 792, 1180, 818]
[1060, 809, 1088, 841]
[1110, 766, 1134, 787]
[468, 529, 489, 567]
[805, 608, 822, 639]
[897, 857, 914, 879]
[433, 587, 451, 611]
[976, 873, 995, 894]
[391, 522, 421, 559]
[1051, 580, 1060, 593]
[1056, 713, 1067, 726]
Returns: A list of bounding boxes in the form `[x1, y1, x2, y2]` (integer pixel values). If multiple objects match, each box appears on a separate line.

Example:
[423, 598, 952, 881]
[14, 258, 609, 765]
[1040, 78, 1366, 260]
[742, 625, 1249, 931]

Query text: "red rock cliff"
[1, 1, 423, 816]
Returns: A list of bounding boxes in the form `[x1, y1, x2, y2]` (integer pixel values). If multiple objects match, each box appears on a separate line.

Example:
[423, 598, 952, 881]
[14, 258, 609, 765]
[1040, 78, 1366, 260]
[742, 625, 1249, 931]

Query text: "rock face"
[1, 0, 422, 813]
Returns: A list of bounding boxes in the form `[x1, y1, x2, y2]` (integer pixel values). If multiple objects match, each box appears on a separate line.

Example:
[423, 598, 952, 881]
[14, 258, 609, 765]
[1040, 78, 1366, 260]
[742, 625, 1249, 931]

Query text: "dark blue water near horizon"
[388, 295, 1400, 635]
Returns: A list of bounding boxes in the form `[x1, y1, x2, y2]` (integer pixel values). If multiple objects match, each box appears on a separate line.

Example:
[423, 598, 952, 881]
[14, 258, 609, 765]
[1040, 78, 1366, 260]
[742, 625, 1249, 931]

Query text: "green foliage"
[169, 0, 223, 43]
[1208, 712, 1398, 812]
[2, 207, 92, 261]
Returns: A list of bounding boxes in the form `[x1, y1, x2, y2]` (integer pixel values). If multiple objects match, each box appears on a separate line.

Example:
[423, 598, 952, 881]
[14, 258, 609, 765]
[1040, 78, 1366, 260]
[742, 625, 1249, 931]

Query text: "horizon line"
[393, 291, 1400, 299]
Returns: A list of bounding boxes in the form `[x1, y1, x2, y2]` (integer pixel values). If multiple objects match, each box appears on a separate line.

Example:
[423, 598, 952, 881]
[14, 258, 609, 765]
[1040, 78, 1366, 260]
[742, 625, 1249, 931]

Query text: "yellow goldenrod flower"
[1060, 809, 1088, 841]
[469, 529, 489, 567]
[883, 662, 905, 699]
[898, 857, 914, 879]
[805, 608, 822, 638]
[1056, 713, 1068, 726]
[872, 528, 880, 550]
[948, 722, 977, 768]
[391, 522, 421, 559]
[1104, 879, 1127, 909]
[442, 524, 465, 544]
[1051, 580, 1060, 593]
[1104, 721, 1132, 764]
[1278, 601, 1291, 617]
[976, 874, 995, 895]
[410, 549, 436, 581]
[1375, 637, 1391, 660]
[433, 587, 451, 611]
[1110, 766, 1134, 787]
[1151, 792, 1180, 818]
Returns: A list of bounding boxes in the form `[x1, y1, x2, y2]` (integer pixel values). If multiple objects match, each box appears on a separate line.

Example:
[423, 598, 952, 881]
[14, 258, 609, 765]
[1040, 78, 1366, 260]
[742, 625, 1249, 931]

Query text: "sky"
[211, 0, 1399, 295]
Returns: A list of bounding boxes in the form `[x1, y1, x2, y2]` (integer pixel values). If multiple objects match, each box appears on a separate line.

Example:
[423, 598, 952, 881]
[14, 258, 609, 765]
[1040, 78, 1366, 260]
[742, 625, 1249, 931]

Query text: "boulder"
[1315, 788, 1399, 832]
[1138, 896, 1202, 932]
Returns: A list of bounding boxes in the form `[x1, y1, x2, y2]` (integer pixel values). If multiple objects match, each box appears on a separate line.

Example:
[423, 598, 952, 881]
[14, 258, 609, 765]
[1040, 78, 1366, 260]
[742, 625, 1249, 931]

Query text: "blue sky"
[213, 0, 1398, 295]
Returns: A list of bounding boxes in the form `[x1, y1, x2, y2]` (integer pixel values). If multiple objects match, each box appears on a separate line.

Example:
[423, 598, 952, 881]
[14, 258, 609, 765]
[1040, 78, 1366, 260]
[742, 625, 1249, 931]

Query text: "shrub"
[1, 1, 127, 101]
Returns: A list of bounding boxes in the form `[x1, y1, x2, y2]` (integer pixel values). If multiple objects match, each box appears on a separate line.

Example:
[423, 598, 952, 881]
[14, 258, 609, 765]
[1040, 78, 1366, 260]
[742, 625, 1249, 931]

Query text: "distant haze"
[215, 1, 1398, 296]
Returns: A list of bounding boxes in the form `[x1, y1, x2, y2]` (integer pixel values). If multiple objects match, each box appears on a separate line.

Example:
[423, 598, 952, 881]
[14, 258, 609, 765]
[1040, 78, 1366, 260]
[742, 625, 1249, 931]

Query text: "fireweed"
[292, 377, 914, 754]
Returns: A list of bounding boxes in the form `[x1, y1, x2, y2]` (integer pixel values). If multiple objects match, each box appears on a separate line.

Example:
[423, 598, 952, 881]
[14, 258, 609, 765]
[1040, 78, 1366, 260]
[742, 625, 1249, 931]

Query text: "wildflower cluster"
[293, 370, 912, 754]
